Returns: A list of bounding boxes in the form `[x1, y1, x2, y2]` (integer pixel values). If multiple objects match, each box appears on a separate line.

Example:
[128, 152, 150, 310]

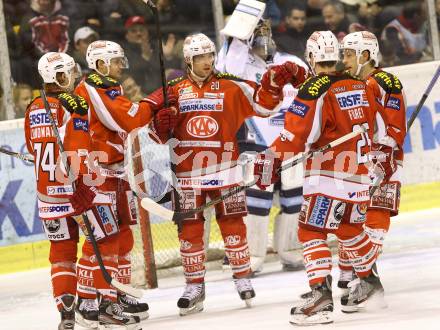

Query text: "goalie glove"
[253, 153, 281, 190]
[69, 179, 97, 216]
[367, 143, 397, 184]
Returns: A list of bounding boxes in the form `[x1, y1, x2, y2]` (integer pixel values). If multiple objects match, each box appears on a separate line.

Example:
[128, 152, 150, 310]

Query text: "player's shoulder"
[215, 72, 246, 82]
[85, 72, 120, 89]
[57, 92, 89, 116]
[168, 75, 185, 86]
[371, 69, 403, 94]
[297, 74, 333, 100]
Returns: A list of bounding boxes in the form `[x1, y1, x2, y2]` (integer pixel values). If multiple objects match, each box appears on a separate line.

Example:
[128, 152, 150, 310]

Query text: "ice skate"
[281, 261, 304, 272]
[298, 275, 332, 300]
[58, 294, 75, 330]
[338, 269, 356, 295]
[290, 277, 333, 326]
[118, 293, 149, 320]
[233, 277, 255, 307]
[98, 299, 141, 329]
[75, 297, 98, 328]
[177, 283, 205, 316]
[341, 271, 387, 313]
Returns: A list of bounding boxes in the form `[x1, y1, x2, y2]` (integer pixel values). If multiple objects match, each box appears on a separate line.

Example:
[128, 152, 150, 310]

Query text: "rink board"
[1, 61, 440, 273]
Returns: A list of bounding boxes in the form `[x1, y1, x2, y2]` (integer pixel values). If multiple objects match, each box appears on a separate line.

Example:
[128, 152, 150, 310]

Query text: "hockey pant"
[338, 208, 390, 274]
[176, 188, 250, 283]
[244, 164, 303, 270]
[298, 195, 379, 286]
[42, 217, 79, 311]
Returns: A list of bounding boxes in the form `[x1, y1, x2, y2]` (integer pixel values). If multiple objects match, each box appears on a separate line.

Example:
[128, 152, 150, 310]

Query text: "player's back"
[24, 93, 91, 219]
[282, 73, 375, 202]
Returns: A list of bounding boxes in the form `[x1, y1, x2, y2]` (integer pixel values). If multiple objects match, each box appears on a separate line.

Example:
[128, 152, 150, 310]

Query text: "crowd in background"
[1, 0, 437, 119]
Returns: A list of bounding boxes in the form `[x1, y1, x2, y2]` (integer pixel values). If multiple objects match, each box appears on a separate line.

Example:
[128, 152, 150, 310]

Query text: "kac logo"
[186, 116, 219, 138]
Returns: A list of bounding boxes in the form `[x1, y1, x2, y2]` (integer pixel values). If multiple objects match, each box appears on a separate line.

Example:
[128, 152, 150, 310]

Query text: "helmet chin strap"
[96, 59, 111, 77]
[55, 73, 72, 90]
[187, 60, 213, 82]
[355, 54, 368, 76]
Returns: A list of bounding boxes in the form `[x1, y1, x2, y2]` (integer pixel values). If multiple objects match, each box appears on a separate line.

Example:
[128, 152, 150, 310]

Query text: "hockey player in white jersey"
[216, 18, 309, 273]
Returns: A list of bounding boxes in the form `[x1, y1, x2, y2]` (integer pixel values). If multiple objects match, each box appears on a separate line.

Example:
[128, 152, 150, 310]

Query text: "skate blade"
[179, 301, 204, 316]
[98, 324, 141, 330]
[245, 298, 253, 308]
[76, 315, 98, 329]
[341, 291, 387, 313]
[290, 311, 333, 326]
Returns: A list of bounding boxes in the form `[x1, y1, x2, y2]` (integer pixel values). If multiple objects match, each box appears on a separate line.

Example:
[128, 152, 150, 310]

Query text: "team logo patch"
[224, 235, 241, 246]
[288, 100, 310, 117]
[73, 118, 89, 132]
[308, 196, 331, 228]
[386, 96, 401, 110]
[179, 86, 193, 95]
[180, 240, 192, 251]
[45, 219, 61, 233]
[336, 90, 368, 110]
[186, 115, 219, 138]
[105, 89, 121, 100]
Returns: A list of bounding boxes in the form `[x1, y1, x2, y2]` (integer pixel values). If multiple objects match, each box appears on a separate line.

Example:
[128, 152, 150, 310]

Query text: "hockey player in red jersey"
[150, 33, 301, 315]
[339, 31, 406, 289]
[24, 52, 100, 329]
[75, 40, 176, 326]
[254, 31, 386, 325]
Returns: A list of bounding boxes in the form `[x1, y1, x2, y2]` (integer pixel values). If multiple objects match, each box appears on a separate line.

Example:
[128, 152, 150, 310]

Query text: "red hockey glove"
[254, 153, 282, 190]
[283, 61, 308, 88]
[154, 106, 178, 134]
[367, 143, 397, 183]
[142, 86, 177, 112]
[69, 179, 96, 216]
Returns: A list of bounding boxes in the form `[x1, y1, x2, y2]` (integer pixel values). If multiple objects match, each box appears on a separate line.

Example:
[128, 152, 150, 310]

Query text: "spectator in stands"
[274, 4, 309, 59]
[321, 0, 352, 40]
[122, 15, 162, 93]
[357, 0, 397, 37]
[381, 2, 427, 65]
[121, 73, 144, 102]
[18, 0, 70, 88]
[71, 26, 99, 75]
[13, 84, 33, 119]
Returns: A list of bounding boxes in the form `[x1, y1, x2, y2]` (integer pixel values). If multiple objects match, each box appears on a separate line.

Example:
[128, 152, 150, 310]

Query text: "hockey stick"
[369, 64, 440, 196]
[40, 89, 142, 298]
[143, 0, 184, 231]
[141, 127, 367, 223]
[0, 147, 34, 163]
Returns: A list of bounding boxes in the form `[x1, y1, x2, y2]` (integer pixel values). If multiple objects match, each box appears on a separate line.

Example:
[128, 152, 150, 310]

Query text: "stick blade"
[141, 197, 174, 219]
[111, 279, 143, 298]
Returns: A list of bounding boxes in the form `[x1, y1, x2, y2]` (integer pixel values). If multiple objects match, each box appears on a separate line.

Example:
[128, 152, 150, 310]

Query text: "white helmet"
[86, 40, 128, 73]
[183, 33, 216, 66]
[38, 52, 78, 88]
[305, 31, 339, 70]
[341, 31, 379, 75]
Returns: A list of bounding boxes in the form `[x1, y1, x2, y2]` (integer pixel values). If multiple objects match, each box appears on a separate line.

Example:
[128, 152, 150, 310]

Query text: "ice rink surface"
[1, 208, 439, 330]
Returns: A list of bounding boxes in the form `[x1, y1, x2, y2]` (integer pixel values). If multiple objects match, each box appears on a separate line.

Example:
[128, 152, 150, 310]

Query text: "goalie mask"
[86, 40, 129, 76]
[250, 20, 276, 61]
[341, 31, 380, 76]
[305, 31, 339, 74]
[183, 33, 216, 80]
[38, 52, 81, 89]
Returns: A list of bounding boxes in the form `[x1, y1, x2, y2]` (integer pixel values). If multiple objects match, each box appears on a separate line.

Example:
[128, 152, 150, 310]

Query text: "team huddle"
[24, 12, 405, 330]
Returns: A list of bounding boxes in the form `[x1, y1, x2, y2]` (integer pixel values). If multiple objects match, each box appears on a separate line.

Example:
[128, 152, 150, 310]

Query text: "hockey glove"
[69, 179, 97, 216]
[367, 143, 397, 184]
[153, 106, 178, 135]
[142, 86, 177, 112]
[283, 61, 308, 88]
[254, 153, 282, 190]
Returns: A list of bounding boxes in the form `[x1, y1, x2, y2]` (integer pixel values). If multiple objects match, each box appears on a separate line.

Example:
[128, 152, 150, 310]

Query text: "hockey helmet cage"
[86, 40, 128, 71]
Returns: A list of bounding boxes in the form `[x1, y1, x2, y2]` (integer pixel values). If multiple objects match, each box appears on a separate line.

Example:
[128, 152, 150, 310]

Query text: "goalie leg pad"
[243, 214, 270, 273]
[218, 216, 251, 278]
[274, 212, 303, 269]
[178, 219, 207, 283]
